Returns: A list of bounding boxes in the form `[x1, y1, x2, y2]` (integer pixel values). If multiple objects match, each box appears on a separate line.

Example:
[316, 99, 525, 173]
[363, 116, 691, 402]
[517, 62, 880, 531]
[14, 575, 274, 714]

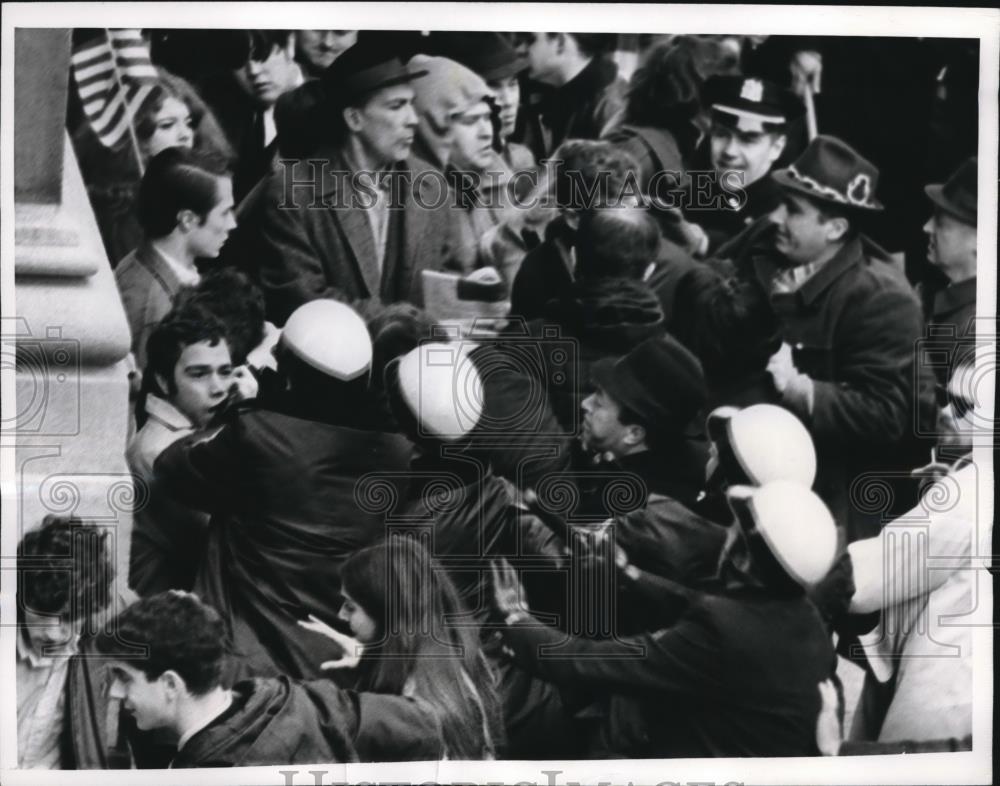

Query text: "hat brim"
[479, 57, 529, 83]
[772, 168, 884, 212]
[924, 183, 976, 225]
[333, 66, 429, 106]
[590, 357, 657, 427]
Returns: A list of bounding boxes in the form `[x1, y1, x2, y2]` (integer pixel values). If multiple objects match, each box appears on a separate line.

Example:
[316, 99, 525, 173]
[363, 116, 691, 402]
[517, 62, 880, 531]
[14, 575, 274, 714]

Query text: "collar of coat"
[933, 276, 977, 318]
[771, 233, 893, 307]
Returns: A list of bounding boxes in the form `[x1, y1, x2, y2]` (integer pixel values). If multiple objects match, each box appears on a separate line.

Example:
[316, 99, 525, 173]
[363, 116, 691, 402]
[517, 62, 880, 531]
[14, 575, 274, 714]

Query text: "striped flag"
[71, 29, 158, 150]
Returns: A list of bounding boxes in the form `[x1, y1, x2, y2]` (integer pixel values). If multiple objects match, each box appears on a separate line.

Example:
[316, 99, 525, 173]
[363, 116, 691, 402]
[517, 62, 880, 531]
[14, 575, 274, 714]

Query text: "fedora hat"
[431, 32, 528, 82]
[925, 156, 977, 226]
[772, 134, 883, 211]
[590, 335, 706, 439]
[321, 32, 428, 107]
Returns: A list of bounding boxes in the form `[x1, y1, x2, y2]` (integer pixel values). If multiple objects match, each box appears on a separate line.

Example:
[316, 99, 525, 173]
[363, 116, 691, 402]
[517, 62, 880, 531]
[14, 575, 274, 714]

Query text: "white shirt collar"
[152, 245, 200, 288]
[143, 394, 196, 432]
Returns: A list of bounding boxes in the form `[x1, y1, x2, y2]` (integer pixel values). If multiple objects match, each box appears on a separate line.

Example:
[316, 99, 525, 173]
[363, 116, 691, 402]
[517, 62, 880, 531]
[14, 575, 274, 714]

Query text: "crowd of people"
[16, 28, 984, 768]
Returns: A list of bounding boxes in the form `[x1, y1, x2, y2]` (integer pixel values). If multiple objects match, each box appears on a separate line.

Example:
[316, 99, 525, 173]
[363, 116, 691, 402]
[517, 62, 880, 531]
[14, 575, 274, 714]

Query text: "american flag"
[71, 29, 159, 150]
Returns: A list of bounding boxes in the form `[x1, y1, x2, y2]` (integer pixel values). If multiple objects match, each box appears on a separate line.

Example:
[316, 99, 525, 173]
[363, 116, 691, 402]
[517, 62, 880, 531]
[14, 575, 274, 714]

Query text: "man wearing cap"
[255, 34, 460, 325]
[735, 134, 935, 543]
[153, 300, 414, 682]
[921, 157, 978, 385]
[684, 75, 799, 253]
[492, 481, 837, 757]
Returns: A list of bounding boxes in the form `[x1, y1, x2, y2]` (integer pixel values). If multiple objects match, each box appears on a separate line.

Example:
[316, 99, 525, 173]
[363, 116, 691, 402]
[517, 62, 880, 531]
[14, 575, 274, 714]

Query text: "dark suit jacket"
[255, 147, 458, 324]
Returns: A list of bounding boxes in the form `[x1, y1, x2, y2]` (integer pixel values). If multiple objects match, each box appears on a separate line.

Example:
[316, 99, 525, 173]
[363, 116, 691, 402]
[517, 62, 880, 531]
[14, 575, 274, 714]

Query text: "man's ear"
[824, 215, 849, 243]
[563, 208, 581, 231]
[623, 423, 647, 448]
[768, 133, 788, 164]
[553, 33, 567, 56]
[160, 669, 186, 697]
[343, 106, 364, 134]
[154, 372, 171, 396]
[283, 32, 296, 61]
[176, 208, 197, 234]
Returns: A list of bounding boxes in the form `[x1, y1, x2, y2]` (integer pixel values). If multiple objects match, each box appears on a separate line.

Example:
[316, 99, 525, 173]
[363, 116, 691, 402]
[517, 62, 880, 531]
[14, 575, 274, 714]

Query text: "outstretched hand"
[298, 614, 363, 670]
[490, 557, 531, 623]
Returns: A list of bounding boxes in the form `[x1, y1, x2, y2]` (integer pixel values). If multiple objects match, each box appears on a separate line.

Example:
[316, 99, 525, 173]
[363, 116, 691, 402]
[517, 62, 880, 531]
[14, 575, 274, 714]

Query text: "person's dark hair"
[173, 270, 265, 366]
[136, 147, 231, 239]
[549, 139, 639, 212]
[134, 67, 234, 165]
[246, 30, 293, 62]
[95, 592, 228, 696]
[690, 275, 781, 393]
[18, 515, 113, 624]
[143, 306, 230, 396]
[624, 36, 718, 128]
[341, 535, 503, 759]
[565, 33, 618, 59]
[574, 207, 660, 281]
[367, 303, 435, 390]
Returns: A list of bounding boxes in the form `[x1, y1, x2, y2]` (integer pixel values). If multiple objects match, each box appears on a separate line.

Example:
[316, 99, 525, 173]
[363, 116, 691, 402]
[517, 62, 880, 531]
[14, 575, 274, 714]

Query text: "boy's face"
[22, 609, 82, 654]
[165, 339, 234, 428]
[107, 662, 174, 731]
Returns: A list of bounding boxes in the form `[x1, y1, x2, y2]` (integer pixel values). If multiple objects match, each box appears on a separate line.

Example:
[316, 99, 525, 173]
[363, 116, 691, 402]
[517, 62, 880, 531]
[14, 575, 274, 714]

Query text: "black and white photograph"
[1, 4, 996, 785]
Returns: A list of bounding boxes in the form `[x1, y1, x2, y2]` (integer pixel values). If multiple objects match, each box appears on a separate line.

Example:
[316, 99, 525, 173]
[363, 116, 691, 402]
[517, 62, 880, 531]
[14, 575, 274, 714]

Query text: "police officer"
[685, 75, 800, 253]
[153, 300, 414, 682]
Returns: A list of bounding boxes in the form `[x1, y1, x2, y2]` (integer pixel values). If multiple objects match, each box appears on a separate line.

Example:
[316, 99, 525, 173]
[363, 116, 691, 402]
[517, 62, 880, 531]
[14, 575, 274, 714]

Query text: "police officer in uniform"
[685, 75, 800, 254]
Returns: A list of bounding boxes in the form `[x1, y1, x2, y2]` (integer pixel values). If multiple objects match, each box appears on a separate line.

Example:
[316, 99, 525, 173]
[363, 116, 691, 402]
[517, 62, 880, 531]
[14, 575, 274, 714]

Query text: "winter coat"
[153, 407, 414, 681]
[503, 587, 835, 758]
[254, 147, 459, 325]
[733, 224, 938, 541]
[518, 56, 627, 160]
[171, 676, 443, 766]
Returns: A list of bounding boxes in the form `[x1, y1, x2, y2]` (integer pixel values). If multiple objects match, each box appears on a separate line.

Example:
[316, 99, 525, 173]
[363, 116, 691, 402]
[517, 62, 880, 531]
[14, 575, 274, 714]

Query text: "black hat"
[321, 32, 428, 107]
[925, 157, 977, 226]
[431, 32, 528, 82]
[772, 134, 883, 211]
[704, 75, 798, 132]
[590, 335, 706, 438]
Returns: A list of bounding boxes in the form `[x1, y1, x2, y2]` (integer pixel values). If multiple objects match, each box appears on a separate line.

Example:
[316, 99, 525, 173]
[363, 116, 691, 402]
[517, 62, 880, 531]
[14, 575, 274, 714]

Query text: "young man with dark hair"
[254, 34, 460, 325]
[115, 147, 237, 371]
[151, 300, 413, 682]
[96, 591, 443, 766]
[227, 30, 305, 200]
[514, 32, 625, 159]
[17, 515, 119, 768]
[128, 306, 255, 596]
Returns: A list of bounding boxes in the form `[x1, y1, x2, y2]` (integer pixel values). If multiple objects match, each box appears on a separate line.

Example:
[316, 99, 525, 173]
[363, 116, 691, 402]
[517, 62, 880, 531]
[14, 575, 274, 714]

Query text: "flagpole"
[105, 28, 145, 177]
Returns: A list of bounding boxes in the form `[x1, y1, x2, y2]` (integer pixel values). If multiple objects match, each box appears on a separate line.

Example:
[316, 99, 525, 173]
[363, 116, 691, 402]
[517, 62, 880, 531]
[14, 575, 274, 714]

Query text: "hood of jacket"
[543, 276, 665, 352]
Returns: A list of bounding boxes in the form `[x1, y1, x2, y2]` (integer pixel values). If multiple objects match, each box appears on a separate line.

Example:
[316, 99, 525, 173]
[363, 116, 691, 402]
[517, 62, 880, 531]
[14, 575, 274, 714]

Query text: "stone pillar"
[6, 29, 135, 597]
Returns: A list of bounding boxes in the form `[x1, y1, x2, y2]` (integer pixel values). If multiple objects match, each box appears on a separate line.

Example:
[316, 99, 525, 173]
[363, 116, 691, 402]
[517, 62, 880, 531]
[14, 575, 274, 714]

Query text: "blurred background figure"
[295, 29, 358, 76]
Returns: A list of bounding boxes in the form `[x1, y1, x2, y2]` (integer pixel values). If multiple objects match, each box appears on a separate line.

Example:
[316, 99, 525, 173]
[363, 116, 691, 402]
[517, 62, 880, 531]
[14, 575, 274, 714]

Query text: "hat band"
[786, 164, 878, 209]
[713, 104, 786, 125]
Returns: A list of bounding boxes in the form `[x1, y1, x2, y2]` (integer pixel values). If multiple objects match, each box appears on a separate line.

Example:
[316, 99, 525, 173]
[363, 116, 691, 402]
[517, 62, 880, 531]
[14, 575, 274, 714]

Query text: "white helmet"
[707, 404, 816, 487]
[727, 481, 838, 589]
[395, 342, 484, 440]
[281, 300, 371, 381]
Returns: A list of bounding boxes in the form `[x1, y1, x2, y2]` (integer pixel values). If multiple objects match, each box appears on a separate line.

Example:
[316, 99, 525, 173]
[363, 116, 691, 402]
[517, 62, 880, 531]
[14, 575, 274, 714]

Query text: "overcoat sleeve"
[501, 603, 723, 697]
[809, 282, 923, 447]
[152, 421, 247, 513]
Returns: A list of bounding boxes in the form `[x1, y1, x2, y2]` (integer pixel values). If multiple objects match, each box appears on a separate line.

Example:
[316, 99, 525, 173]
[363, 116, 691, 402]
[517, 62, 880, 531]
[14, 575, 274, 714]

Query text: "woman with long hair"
[300, 535, 504, 760]
[72, 66, 234, 266]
